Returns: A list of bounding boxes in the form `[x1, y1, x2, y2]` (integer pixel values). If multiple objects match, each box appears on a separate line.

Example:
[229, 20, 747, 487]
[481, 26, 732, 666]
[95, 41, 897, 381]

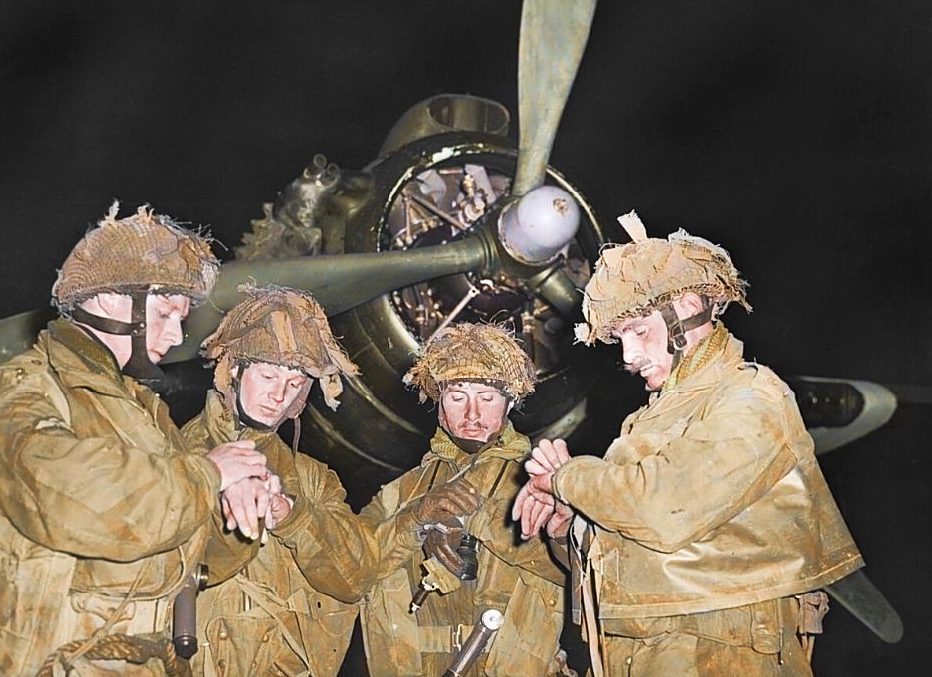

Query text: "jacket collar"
[201, 389, 279, 447]
[43, 319, 133, 398]
[636, 328, 745, 421]
[425, 421, 530, 469]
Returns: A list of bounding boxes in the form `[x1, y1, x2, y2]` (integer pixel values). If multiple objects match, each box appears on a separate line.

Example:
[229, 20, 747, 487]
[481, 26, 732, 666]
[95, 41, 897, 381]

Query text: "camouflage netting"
[52, 202, 219, 311]
[404, 323, 537, 403]
[201, 285, 359, 411]
[576, 211, 751, 345]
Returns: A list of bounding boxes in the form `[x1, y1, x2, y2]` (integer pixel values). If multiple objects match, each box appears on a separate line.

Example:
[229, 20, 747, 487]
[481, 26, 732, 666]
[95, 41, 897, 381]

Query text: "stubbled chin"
[457, 429, 490, 441]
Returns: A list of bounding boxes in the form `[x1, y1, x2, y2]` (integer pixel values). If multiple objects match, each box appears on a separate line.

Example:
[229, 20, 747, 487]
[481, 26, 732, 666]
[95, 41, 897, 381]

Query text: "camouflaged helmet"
[576, 211, 751, 345]
[52, 202, 219, 311]
[202, 285, 359, 412]
[404, 323, 537, 403]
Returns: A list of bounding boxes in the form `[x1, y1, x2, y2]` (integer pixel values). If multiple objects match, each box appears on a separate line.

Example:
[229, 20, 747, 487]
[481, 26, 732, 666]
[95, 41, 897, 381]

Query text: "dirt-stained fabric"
[598, 604, 814, 677]
[551, 329, 863, 674]
[359, 424, 568, 677]
[0, 320, 222, 677]
[52, 202, 219, 311]
[404, 323, 537, 403]
[576, 213, 750, 345]
[182, 390, 387, 677]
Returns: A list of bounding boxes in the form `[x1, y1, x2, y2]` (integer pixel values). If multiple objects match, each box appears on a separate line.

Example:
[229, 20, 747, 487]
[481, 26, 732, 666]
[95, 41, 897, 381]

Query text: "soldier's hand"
[526, 438, 572, 476]
[546, 501, 574, 539]
[423, 518, 466, 575]
[220, 475, 274, 540]
[413, 477, 481, 527]
[207, 440, 267, 491]
[513, 481, 557, 540]
[264, 474, 293, 531]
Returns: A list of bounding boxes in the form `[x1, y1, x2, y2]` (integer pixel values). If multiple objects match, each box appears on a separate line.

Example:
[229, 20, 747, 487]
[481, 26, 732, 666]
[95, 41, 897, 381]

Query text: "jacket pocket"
[0, 542, 77, 677]
[297, 588, 358, 677]
[360, 568, 423, 677]
[483, 574, 563, 676]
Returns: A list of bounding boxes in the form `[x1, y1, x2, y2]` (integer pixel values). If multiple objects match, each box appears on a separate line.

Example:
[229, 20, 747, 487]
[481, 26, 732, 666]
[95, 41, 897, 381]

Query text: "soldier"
[182, 285, 363, 677]
[182, 285, 477, 677]
[0, 203, 270, 677]
[515, 212, 865, 676]
[360, 323, 571, 677]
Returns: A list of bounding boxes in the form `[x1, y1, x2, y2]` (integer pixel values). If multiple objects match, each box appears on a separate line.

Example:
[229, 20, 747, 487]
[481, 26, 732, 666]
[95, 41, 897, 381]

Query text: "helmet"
[52, 202, 219, 310]
[202, 285, 359, 413]
[576, 211, 750, 346]
[404, 323, 537, 403]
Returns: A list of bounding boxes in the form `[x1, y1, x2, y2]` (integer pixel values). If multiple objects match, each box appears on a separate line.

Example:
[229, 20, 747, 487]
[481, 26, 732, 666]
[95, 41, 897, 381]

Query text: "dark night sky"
[1, 1, 930, 674]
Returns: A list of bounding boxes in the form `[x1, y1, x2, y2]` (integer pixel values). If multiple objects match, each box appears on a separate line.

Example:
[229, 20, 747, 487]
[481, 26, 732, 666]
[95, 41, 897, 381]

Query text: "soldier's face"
[612, 310, 673, 392]
[439, 382, 510, 442]
[238, 362, 310, 427]
[145, 294, 191, 363]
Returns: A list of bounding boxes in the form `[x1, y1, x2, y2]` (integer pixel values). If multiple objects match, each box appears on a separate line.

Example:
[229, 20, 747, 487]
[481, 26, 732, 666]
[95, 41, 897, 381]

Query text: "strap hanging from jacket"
[232, 574, 311, 671]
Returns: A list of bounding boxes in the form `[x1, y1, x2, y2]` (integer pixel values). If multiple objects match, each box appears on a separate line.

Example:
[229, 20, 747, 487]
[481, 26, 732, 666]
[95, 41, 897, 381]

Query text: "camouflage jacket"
[552, 329, 864, 641]
[0, 320, 220, 677]
[359, 424, 567, 677]
[182, 390, 383, 677]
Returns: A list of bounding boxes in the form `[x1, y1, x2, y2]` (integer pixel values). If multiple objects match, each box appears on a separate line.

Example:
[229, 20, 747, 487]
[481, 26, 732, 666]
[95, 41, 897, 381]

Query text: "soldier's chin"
[644, 373, 666, 392]
[457, 428, 491, 442]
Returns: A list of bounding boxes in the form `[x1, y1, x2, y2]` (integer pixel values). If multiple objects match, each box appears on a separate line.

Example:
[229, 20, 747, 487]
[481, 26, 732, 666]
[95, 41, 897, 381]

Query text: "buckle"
[451, 623, 467, 652]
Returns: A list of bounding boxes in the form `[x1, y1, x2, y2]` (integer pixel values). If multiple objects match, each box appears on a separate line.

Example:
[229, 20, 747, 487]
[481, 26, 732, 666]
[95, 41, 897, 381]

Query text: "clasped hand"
[512, 438, 574, 540]
[207, 440, 291, 540]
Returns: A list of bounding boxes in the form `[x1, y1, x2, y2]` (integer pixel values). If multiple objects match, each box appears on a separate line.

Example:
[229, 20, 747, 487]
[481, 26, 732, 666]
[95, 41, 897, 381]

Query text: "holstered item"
[796, 591, 830, 635]
[172, 564, 209, 659]
[796, 590, 830, 661]
[443, 608, 503, 677]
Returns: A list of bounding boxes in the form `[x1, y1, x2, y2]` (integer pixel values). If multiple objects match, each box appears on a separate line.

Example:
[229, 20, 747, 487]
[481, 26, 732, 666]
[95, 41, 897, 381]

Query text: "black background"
[1, 1, 929, 674]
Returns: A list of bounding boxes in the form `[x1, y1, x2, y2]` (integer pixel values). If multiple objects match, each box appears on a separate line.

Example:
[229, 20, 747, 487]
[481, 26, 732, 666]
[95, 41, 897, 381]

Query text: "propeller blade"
[0, 237, 489, 365]
[512, 0, 598, 196]
[167, 235, 489, 363]
[791, 377, 898, 455]
[826, 570, 904, 643]
[526, 266, 581, 319]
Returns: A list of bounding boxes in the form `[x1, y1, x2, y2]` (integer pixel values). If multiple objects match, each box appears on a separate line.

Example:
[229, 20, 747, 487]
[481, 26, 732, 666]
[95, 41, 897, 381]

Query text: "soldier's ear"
[94, 292, 125, 318]
[676, 291, 706, 318]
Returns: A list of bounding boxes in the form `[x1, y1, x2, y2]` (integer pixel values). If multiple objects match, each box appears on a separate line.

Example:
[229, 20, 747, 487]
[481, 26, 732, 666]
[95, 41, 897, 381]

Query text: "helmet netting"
[404, 323, 537, 403]
[52, 201, 219, 311]
[202, 285, 359, 411]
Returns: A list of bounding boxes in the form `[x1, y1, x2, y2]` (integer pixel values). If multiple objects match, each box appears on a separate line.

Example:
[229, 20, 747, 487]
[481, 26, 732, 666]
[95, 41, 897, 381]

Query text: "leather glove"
[423, 517, 467, 575]
[413, 477, 481, 527]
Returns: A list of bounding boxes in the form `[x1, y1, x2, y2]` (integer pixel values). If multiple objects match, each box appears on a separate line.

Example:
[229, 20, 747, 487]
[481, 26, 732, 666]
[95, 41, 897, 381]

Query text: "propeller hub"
[497, 185, 580, 265]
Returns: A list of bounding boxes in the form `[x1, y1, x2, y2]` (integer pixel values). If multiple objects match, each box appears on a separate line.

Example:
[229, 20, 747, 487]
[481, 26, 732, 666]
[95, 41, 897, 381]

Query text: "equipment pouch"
[796, 591, 829, 635]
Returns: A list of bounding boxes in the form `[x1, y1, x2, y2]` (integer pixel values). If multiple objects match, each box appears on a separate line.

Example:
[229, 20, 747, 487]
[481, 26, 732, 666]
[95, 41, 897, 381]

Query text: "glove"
[423, 517, 467, 575]
[413, 477, 481, 527]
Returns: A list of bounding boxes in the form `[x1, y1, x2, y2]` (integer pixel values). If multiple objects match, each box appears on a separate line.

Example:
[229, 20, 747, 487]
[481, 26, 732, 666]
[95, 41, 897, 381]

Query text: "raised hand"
[264, 474, 293, 531]
[207, 440, 267, 491]
[220, 474, 276, 540]
[413, 477, 481, 527]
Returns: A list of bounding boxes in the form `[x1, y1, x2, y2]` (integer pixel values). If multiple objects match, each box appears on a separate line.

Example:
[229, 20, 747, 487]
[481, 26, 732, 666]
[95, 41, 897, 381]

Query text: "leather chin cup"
[69, 292, 167, 387]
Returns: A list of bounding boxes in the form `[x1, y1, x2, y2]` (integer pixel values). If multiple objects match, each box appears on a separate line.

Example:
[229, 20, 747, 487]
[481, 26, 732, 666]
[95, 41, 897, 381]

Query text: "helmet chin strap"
[69, 291, 166, 387]
[658, 299, 713, 369]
